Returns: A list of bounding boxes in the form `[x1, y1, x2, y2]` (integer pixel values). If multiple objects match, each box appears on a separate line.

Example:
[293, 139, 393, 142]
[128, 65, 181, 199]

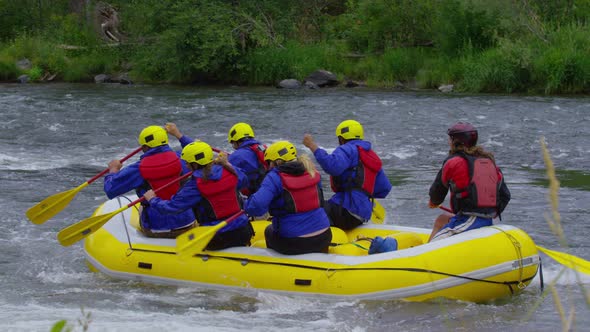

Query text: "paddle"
[26, 147, 143, 225]
[537, 246, 590, 275]
[437, 205, 590, 276]
[371, 200, 386, 224]
[57, 172, 193, 247]
[176, 211, 245, 260]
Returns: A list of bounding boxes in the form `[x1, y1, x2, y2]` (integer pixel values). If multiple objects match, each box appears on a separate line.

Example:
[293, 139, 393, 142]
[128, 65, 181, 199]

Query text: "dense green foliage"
[0, 0, 589, 94]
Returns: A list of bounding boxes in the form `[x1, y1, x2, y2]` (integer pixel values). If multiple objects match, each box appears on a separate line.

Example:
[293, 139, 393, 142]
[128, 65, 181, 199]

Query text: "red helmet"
[447, 122, 478, 147]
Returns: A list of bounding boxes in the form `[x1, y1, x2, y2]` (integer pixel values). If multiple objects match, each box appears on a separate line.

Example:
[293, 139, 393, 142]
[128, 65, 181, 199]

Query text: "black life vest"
[241, 143, 269, 196]
[194, 168, 242, 223]
[138, 151, 182, 199]
[278, 171, 323, 214]
[330, 145, 382, 196]
[449, 154, 500, 217]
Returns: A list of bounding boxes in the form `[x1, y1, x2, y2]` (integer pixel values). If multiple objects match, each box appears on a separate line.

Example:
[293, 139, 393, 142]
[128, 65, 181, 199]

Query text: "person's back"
[428, 122, 511, 241]
[303, 120, 392, 230]
[227, 122, 268, 196]
[245, 141, 331, 255]
[104, 125, 195, 238]
[145, 141, 253, 250]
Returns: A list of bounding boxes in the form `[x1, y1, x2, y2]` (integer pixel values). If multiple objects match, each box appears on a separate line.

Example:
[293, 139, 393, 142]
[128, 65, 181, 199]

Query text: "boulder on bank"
[438, 84, 454, 93]
[277, 79, 301, 89]
[304, 70, 339, 87]
[17, 75, 29, 84]
[94, 74, 112, 83]
[112, 72, 133, 85]
[344, 79, 366, 88]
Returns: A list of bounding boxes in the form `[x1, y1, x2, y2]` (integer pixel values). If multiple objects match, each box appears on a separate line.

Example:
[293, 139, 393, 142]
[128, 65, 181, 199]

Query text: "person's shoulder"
[444, 155, 467, 167]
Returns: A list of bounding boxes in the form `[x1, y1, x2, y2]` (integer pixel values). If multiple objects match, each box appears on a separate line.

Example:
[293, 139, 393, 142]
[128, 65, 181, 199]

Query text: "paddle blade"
[176, 222, 227, 260]
[57, 206, 125, 247]
[26, 183, 89, 225]
[537, 245, 590, 275]
[371, 200, 386, 224]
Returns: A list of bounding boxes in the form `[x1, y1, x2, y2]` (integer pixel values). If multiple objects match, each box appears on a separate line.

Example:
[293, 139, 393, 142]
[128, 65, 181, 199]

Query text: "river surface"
[1, 84, 589, 331]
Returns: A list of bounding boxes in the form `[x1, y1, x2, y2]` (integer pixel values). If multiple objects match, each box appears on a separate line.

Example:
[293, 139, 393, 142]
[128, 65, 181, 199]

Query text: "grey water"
[1, 83, 589, 331]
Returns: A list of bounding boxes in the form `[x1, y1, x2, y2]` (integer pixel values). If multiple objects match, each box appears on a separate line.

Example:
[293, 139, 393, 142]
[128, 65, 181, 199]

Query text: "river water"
[1, 83, 589, 331]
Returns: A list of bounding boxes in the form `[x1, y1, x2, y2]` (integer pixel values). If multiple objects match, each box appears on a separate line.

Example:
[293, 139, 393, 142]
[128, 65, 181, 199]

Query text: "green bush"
[416, 56, 463, 89]
[372, 48, 426, 83]
[330, 0, 433, 53]
[127, 0, 239, 83]
[62, 51, 118, 82]
[460, 40, 532, 93]
[0, 55, 19, 81]
[434, 0, 503, 57]
[240, 41, 347, 85]
[532, 24, 590, 94]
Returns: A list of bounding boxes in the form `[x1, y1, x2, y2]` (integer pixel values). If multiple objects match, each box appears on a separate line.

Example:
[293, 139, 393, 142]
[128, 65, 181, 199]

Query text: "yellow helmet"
[138, 126, 168, 148]
[335, 120, 364, 140]
[181, 141, 214, 165]
[264, 141, 297, 162]
[228, 122, 255, 143]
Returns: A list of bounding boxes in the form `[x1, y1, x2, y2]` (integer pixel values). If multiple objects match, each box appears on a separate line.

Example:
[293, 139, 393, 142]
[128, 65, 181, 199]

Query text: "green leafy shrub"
[532, 24, 590, 94]
[0, 53, 19, 81]
[329, 0, 433, 53]
[434, 0, 503, 57]
[240, 41, 346, 85]
[416, 56, 463, 89]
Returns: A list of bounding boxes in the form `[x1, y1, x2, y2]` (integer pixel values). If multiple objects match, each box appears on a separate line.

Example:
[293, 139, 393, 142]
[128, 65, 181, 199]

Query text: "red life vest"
[241, 143, 269, 196]
[195, 168, 242, 222]
[449, 154, 500, 217]
[138, 151, 182, 199]
[279, 171, 322, 214]
[330, 146, 382, 196]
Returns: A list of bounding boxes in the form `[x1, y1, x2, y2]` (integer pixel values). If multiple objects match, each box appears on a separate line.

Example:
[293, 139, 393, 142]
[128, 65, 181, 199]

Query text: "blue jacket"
[149, 164, 250, 232]
[244, 166, 330, 238]
[228, 138, 265, 194]
[313, 140, 392, 220]
[104, 145, 195, 231]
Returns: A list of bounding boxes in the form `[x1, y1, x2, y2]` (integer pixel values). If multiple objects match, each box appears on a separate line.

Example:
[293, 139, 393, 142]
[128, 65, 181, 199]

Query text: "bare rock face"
[95, 2, 124, 43]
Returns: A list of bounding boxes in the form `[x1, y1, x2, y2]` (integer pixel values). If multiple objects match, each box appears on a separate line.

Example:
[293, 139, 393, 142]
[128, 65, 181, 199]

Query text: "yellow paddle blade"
[371, 200, 386, 224]
[537, 245, 590, 275]
[176, 222, 227, 260]
[26, 182, 89, 225]
[57, 206, 127, 247]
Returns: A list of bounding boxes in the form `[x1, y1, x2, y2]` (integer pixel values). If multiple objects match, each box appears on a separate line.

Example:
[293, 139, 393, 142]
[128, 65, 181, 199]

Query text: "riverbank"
[1, 1, 589, 94]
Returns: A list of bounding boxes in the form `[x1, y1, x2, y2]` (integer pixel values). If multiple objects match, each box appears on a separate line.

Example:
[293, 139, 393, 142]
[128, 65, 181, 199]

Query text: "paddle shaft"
[122, 171, 193, 208]
[439, 205, 453, 213]
[26, 146, 143, 224]
[438, 206, 590, 275]
[177, 210, 245, 258]
[57, 171, 193, 246]
[87, 146, 143, 184]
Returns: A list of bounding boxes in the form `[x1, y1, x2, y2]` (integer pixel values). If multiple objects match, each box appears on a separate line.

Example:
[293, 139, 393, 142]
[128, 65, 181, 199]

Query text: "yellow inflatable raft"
[84, 196, 540, 303]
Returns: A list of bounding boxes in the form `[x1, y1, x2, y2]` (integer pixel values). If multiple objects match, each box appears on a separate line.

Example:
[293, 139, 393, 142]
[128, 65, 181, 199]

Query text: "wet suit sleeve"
[313, 146, 354, 176]
[103, 161, 145, 199]
[149, 179, 201, 215]
[244, 172, 281, 217]
[373, 169, 392, 198]
[179, 135, 194, 148]
[429, 168, 449, 206]
[497, 169, 511, 214]
[234, 166, 249, 190]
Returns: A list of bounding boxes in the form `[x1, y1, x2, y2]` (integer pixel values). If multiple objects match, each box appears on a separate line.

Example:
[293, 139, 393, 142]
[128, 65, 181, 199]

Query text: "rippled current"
[1, 83, 589, 331]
